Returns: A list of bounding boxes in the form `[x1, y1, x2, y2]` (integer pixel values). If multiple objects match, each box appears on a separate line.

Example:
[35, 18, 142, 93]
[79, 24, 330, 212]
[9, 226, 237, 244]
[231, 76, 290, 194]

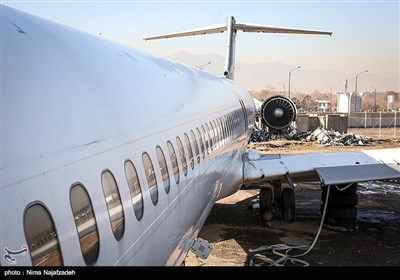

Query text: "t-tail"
[144, 16, 332, 79]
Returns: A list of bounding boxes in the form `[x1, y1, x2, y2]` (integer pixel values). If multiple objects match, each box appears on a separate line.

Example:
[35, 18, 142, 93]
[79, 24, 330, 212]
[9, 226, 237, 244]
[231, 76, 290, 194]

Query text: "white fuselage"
[1, 6, 255, 266]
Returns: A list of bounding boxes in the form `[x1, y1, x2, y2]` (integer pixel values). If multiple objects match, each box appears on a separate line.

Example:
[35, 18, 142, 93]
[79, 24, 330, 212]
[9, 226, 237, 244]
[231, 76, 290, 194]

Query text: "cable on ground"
[249, 185, 332, 266]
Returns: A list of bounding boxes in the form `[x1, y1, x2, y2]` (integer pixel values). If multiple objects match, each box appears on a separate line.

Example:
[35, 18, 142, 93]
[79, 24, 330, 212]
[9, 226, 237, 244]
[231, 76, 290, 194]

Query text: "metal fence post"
[394, 111, 397, 139]
[379, 111, 382, 139]
[364, 111, 367, 129]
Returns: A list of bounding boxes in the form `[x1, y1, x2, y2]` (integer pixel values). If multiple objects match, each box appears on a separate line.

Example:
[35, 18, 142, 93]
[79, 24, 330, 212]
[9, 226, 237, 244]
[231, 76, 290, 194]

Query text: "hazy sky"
[3, 0, 399, 84]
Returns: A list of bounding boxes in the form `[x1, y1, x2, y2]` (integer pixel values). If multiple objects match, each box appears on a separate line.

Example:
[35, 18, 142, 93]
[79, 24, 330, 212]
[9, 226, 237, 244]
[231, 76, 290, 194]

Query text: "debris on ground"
[307, 127, 372, 146]
[250, 126, 372, 146]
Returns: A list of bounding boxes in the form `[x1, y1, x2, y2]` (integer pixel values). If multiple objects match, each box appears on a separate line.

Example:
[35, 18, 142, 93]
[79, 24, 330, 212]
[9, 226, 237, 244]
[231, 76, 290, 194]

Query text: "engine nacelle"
[260, 96, 297, 130]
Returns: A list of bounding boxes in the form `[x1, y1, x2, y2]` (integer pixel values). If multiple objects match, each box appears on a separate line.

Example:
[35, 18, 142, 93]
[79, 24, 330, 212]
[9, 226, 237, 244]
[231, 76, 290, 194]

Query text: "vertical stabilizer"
[223, 16, 237, 79]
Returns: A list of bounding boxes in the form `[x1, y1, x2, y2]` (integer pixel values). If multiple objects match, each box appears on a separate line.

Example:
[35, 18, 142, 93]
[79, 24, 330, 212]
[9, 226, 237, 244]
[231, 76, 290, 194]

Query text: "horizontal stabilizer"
[144, 24, 227, 41]
[144, 22, 331, 41]
[144, 16, 332, 79]
[235, 23, 332, 36]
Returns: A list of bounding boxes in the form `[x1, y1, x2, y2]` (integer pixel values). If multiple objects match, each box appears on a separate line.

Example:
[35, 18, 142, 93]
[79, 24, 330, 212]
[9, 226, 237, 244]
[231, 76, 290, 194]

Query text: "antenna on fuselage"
[144, 16, 332, 80]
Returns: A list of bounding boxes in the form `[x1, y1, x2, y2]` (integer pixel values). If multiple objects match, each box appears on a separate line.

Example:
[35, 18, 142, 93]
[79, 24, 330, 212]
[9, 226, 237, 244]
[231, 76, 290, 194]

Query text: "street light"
[354, 70, 368, 112]
[288, 66, 300, 99]
[198, 61, 211, 70]
[277, 82, 285, 95]
[325, 83, 333, 112]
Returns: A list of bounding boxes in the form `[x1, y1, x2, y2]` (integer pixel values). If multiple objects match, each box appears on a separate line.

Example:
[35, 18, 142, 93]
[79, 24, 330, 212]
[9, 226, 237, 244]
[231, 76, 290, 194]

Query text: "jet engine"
[260, 96, 297, 130]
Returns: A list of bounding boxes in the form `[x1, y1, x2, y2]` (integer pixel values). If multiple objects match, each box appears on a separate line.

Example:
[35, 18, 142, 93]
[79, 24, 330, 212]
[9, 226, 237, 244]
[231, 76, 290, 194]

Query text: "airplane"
[1, 5, 399, 266]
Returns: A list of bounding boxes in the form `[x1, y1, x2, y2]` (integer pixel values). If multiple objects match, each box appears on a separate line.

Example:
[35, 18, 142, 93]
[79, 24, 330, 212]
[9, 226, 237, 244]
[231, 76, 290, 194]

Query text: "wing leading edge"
[243, 148, 400, 186]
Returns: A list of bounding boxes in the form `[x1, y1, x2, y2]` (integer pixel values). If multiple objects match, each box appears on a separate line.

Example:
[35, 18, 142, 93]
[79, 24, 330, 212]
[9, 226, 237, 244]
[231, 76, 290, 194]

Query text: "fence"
[349, 112, 399, 139]
[293, 112, 399, 139]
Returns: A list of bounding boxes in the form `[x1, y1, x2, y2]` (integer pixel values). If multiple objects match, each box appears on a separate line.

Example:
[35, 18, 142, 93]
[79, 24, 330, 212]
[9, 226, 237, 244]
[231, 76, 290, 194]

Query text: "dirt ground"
[185, 128, 400, 267]
[248, 128, 400, 154]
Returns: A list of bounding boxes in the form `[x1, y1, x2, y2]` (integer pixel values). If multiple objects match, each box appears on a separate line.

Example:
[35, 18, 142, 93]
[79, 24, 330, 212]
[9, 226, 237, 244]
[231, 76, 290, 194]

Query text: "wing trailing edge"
[243, 148, 400, 186]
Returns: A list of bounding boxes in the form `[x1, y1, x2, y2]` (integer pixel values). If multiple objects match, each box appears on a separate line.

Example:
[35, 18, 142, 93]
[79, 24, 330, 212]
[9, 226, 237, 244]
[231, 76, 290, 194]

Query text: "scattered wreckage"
[250, 126, 373, 146]
[253, 95, 373, 146]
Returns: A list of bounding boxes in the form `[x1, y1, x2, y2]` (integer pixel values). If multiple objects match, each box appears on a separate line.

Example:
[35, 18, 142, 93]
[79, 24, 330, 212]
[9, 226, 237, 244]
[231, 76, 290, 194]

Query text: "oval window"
[156, 146, 170, 193]
[184, 133, 194, 170]
[101, 170, 125, 241]
[124, 160, 144, 220]
[70, 184, 100, 265]
[201, 125, 209, 155]
[191, 130, 200, 164]
[24, 204, 63, 266]
[142, 152, 159, 205]
[167, 141, 180, 184]
[196, 127, 205, 160]
[205, 123, 213, 152]
[176, 137, 188, 176]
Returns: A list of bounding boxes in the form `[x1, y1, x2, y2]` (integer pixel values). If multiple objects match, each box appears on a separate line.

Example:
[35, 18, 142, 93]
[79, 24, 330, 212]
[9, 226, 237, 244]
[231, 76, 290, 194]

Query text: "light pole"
[199, 61, 211, 70]
[325, 83, 333, 112]
[277, 82, 285, 95]
[354, 70, 368, 112]
[288, 66, 300, 99]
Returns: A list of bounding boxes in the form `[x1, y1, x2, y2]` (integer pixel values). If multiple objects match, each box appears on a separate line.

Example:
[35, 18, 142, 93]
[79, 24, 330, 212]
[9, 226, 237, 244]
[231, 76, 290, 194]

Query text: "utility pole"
[355, 70, 368, 112]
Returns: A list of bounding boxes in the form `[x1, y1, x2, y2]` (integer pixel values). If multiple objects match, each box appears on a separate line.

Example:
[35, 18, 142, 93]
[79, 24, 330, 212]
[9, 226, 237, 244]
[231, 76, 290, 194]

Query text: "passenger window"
[219, 118, 224, 144]
[167, 141, 180, 184]
[142, 152, 159, 205]
[184, 133, 194, 170]
[205, 123, 213, 152]
[70, 184, 100, 265]
[124, 160, 144, 220]
[224, 116, 228, 139]
[213, 120, 219, 146]
[101, 170, 125, 241]
[191, 130, 200, 163]
[210, 122, 217, 150]
[156, 146, 170, 194]
[201, 125, 209, 155]
[226, 114, 230, 137]
[176, 137, 188, 176]
[24, 204, 63, 266]
[209, 122, 215, 149]
[230, 113, 234, 136]
[196, 127, 205, 159]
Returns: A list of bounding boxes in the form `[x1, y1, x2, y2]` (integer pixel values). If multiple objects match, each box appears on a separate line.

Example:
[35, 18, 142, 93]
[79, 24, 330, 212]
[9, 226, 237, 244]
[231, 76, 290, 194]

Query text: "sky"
[2, 0, 399, 89]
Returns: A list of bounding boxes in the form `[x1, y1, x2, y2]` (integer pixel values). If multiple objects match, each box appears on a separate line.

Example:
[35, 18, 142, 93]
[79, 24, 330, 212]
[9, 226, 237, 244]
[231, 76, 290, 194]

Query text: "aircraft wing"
[243, 148, 400, 186]
[235, 23, 332, 36]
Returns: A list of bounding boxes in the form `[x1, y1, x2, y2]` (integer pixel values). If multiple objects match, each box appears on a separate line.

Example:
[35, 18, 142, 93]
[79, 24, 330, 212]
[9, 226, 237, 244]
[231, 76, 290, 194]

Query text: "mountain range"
[165, 51, 399, 93]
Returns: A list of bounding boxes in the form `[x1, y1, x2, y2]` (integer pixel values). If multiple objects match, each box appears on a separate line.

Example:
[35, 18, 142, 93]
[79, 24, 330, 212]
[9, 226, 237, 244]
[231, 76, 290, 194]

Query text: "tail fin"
[144, 16, 332, 80]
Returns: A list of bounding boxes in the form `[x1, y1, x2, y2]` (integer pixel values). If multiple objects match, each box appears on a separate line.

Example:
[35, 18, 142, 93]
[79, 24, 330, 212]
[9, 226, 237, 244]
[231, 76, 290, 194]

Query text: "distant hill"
[166, 51, 399, 93]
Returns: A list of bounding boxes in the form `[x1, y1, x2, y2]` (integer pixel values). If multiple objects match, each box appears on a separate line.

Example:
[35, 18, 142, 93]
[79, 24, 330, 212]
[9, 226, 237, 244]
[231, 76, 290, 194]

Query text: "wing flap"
[316, 164, 400, 185]
[243, 148, 400, 185]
